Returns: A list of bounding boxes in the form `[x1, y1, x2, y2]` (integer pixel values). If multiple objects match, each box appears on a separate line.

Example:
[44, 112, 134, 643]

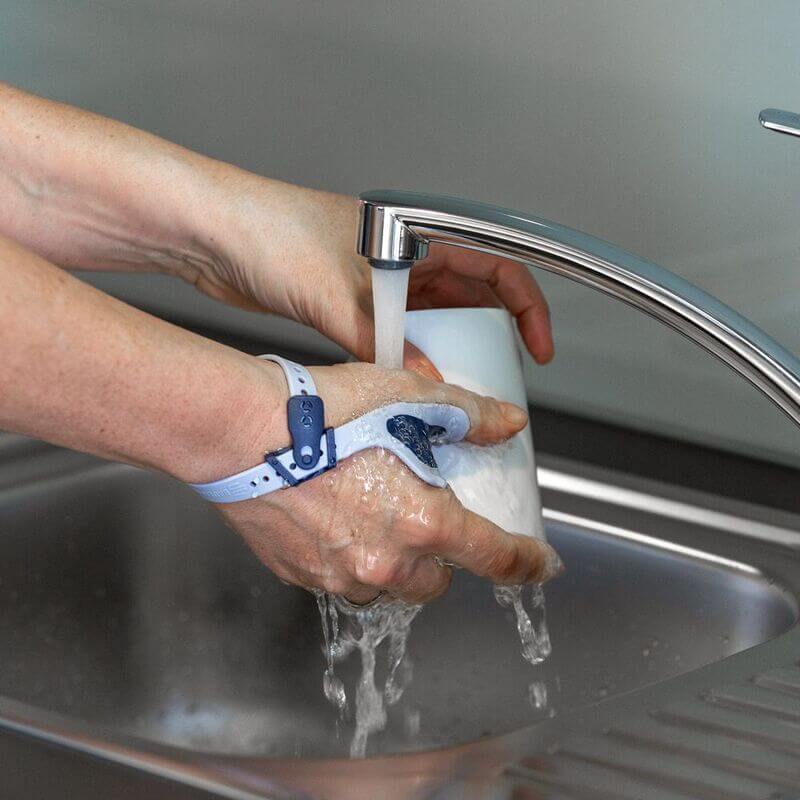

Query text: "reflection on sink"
[0, 457, 795, 760]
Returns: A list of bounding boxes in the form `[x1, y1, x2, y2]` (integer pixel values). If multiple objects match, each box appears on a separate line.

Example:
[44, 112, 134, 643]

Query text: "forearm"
[0, 82, 280, 280]
[0, 83, 373, 351]
[0, 233, 284, 482]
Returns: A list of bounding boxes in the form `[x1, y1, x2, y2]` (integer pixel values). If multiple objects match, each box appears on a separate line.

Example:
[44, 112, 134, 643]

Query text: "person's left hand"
[186, 181, 553, 378]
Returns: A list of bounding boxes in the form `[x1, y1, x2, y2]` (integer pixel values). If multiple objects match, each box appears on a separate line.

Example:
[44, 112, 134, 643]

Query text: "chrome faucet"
[356, 190, 800, 426]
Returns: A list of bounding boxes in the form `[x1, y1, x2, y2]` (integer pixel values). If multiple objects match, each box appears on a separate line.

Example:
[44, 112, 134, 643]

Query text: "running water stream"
[314, 267, 551, 757]
[371, 268, 410, 369]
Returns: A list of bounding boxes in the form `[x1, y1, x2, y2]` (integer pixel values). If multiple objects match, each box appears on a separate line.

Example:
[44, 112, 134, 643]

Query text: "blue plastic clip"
[263, 393, 337, 488]
[288, 394, 325, 469]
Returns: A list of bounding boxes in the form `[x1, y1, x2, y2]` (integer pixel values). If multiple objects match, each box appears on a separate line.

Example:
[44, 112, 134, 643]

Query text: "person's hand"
[215, 361, 563, 605]
[188, 182, 553, 378]
[0, 85, 552, 377]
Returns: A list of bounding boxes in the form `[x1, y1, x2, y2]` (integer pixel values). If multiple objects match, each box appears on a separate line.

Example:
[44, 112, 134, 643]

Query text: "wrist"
[163, 355, 290, 484]
[189, 171, 359, 318]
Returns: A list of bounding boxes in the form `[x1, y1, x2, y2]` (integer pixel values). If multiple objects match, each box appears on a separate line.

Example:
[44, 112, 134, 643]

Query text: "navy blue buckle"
[288, 394, 326, 468]
[265, 394, 337, 487]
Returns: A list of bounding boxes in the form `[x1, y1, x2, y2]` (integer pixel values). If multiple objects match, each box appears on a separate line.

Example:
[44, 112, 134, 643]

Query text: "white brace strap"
[189, 355, 470, 504]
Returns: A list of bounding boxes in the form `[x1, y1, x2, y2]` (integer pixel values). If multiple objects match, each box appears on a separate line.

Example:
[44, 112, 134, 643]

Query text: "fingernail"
[501, 402, 528, 427]
[536, 346, 555, 365]
[540, 543, 565, 583]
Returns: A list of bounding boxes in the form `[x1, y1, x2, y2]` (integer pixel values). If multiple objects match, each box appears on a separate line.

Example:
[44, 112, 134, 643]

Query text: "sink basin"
[0, 443, 795, 769]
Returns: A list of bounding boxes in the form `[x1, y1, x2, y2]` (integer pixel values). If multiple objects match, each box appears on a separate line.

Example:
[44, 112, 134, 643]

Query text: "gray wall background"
[4, 1, 800, 466]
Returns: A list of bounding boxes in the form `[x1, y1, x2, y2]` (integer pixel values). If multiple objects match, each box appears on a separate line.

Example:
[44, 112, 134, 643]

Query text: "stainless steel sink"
[1, 435, 799, 798]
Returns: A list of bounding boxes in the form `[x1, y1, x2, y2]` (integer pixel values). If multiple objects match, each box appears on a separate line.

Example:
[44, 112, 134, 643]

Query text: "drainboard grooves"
[557, 743, 767, 800]
[505, 693, 800, 799]
[504, 657, 800, 798]
[606, 724, 800, 790]
[505, 759, 683, 800]
[651, 703, 800, 757]
[504, 763, 638, 800]
[705, 684, 800, 724]
[753, 668, 800, 697]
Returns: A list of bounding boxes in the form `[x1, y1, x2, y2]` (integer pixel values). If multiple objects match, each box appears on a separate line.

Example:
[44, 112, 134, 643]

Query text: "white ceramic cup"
[404, 308, 546, 541]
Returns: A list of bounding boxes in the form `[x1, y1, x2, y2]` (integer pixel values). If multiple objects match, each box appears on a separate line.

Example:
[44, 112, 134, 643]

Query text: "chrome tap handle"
[357, 190, 800, 427]
[759, 108, 800, 138]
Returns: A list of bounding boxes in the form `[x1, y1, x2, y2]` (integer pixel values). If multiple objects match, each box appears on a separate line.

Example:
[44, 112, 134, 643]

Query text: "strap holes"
[263, 475, 270, 481]
[250, 480, 257, 487]
[298, 377, 305, 383]
[301, 390, 308, 395]
[289, 463, 297, 470]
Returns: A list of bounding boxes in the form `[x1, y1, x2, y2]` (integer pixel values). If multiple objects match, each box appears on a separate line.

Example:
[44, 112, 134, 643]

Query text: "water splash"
[312, 270, 553, 757]
[314, 591, 421, 757]
[315, 582, 552, 756]
[494, 583, 552, 666]
[313, 591, 347, 716]
[441, 441, 553, 667]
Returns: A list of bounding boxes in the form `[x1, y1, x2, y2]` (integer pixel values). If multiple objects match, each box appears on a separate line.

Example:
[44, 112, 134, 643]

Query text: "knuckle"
[461, 395, 483, 425]
[485, 543, 525, 582]
[431, 491, 463, 536]
[404, 516, 442, 550]
[321, 575, 352, 596]
[539, 294, 551, 315]
[398, 564, 452, 604]
[353, 556, 403, 589]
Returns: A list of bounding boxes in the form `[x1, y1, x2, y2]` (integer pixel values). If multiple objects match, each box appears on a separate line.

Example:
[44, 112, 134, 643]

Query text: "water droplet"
[404, 708, 421, 738]
[528, 680, 548, 710]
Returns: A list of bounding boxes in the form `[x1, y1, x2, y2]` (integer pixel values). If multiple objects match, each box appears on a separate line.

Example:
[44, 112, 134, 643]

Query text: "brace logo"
[386, 415, 441, 469]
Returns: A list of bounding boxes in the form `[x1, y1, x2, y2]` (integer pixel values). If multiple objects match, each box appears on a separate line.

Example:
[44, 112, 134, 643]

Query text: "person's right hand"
[215, 362, 564, 605]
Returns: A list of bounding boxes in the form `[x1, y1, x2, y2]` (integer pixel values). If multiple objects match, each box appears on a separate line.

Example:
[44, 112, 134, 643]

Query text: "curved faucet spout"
[357, 190, 800, 427]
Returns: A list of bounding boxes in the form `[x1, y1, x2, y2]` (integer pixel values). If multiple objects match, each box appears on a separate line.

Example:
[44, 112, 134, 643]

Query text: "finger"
[426, 246, 554, 364]
[429, 379, 529, 444]
[259, 551, 379, 604]
[487, 261, 554, 365]
[387, 556, 452, 604]
[436, 505, 564, 585]
[310, 364, 527, 443]
[408, 268, 501, 311]
[403, 341, 443, 381]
